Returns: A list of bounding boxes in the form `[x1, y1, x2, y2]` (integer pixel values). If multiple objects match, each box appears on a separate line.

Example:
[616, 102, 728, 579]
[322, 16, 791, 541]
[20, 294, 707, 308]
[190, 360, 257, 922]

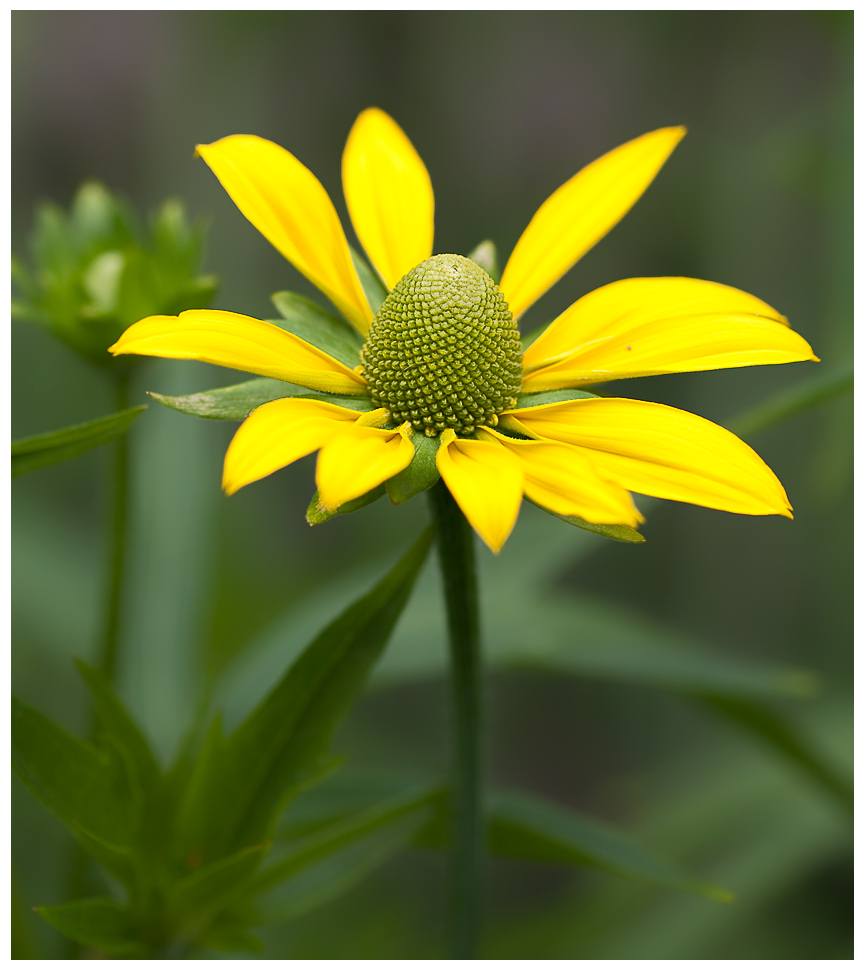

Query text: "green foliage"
[270, 291, 364, 367]
[11, 406, 146, 478]
[514, 388, 599, 408]
[12, 181, 217, 364]
[13, 532, 433, 956]
[527, 498, 646, 543]
[149, 382, 374, 421]
[349, 246, 388, 313]
[729, 362, 853, 438]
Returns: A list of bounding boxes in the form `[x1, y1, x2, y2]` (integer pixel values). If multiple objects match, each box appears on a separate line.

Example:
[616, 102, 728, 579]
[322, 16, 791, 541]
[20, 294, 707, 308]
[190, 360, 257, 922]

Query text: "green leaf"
[694, 695, 853, 812]
[169, 841, 271, 934]
[270, 290, 364, 367]
[527, 497, 645, 544]
[200, 923, 263, 954]
[148, 381, 375, 421]
[467, 240, 500, 282]
[11, 406, 146, 478]
[386, 430, 441, 504]
[729, 363, 853, 437]
[12, 696, 137, 847]
[487, 790, 733, 902]
[75, 660, 161, 798]
[513, 388, 599, 410]
[176, 529, 434, 863]
[252, 786, 438, 897]
[35, 898, 142, 957]
[350, 246, 387, 313]
[306, 485, 385, 524]
[148, 377, 298, 420]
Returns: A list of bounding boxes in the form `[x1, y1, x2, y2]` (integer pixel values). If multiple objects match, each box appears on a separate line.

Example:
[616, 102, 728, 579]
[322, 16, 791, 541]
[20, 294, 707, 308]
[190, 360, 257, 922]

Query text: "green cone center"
[360, 254, 523, 436]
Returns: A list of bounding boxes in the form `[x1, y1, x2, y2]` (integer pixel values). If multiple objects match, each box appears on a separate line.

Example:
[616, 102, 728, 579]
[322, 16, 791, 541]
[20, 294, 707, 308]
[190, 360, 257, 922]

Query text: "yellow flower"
[109, 108, 817, 552]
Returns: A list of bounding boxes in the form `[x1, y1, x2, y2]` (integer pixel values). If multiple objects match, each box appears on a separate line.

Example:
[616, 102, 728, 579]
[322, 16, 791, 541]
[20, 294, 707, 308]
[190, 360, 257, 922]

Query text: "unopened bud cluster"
[360, 254, 522, 436]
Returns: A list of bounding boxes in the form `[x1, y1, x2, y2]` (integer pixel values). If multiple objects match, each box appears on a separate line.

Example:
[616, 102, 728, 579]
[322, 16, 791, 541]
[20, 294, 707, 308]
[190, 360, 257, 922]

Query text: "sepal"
[306, 485, 385, 524]
[385, 430, 441, 504]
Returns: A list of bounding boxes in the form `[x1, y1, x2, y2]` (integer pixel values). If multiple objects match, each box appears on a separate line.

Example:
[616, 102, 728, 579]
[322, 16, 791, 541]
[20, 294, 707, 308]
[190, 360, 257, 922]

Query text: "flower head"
[109, 108, 817, 551]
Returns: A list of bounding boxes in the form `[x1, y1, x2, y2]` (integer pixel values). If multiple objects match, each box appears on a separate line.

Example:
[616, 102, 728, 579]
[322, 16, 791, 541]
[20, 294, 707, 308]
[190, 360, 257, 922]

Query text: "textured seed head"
[360, 254, 522, 436]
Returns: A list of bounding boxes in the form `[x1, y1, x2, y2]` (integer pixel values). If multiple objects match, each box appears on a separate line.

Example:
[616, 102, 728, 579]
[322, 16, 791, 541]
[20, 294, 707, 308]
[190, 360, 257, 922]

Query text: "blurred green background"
[12, 11, 852, 960]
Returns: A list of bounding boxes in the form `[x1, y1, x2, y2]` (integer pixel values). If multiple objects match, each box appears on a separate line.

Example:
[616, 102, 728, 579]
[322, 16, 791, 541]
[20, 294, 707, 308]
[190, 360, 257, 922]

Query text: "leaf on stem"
[11, 406, 146, 478]
[270, 290, 364, 367]
[175, 529, 434, 865]
[35, 898, 143, 957]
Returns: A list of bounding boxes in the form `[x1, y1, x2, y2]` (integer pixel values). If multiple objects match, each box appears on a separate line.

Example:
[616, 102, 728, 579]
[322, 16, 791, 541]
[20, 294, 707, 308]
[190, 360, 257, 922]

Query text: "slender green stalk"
[99, 370, 131, 683]
[428, 480, 483, 959]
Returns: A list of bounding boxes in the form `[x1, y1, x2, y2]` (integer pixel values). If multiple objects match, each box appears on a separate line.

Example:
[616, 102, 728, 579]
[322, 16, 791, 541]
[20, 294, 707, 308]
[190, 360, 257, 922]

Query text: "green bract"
[361, 254, 522, 436]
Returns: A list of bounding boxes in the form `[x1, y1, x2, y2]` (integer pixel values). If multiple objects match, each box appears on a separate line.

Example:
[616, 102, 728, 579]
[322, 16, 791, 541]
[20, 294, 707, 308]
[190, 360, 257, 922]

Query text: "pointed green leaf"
[467, 240, 500, 282]
[488, 789, 733, 902]
[200, 923, 263, 954]
[12, 696, 137, 846]
[148, 378, 298, 420]
[169, 841, 271, 933]
[527, 497, 645, 543]
[177, 530, 434, 863]
[11, 406, 146, 478]
[306, 485, 385, 524]
[75, 659, 161, 797]
[35, 898, 142, 957]
[252, 786, 439, 896]
[694, 695, 853, 812]
[386, 430, 441, 504]
[513, 388, 599, 409]
[251, 791, 435, 923]
[269, 290, 363, 367]
[350, 246, 387, 313]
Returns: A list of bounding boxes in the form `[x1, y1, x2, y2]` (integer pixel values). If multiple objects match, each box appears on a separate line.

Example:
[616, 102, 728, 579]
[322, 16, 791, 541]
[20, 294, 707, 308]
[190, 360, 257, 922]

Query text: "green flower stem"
[98, 370, 131, 684]
[428, 480, 483, 959]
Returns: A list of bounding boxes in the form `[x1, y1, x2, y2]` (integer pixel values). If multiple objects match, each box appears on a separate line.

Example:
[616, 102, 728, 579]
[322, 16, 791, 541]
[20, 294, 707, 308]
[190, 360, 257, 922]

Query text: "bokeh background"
[12, 11, 852, 960]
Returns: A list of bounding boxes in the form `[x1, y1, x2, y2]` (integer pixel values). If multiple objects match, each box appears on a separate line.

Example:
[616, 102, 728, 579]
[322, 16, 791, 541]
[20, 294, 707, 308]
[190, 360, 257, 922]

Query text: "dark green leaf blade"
[35, 898, 142, 957]
[350, 246, 387, 313]
[269, 290, 363, 366]
[488, 789, 733, 902]
[695, 695, 853, 812]
[513, 388, 599, 409]
[12, 696, 137, 847]
[177, 529, 434, 863]
[148, 378, 299, 420]
[11, 406, 146, 477]
[526, 497, 645, 543]
[252, 786, 439, 897]
[169, 842, 271, 934]
[75, 659, 161, 797]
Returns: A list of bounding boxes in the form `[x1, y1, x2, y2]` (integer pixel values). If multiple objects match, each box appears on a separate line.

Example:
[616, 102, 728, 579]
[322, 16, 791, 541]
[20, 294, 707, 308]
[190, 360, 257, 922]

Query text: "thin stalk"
[99, 370, 131, 683]
[428, 480, 483, 959]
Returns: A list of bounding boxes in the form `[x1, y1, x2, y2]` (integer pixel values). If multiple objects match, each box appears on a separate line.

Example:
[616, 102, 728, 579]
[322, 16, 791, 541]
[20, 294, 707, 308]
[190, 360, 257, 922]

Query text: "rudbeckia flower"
[110, 108, 816, 552]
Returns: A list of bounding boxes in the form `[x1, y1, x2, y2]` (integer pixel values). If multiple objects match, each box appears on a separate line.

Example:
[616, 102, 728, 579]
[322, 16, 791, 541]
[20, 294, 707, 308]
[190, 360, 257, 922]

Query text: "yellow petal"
[499, 127, 686, 319]
[522, 277, 818, 390]
[436, 429, 524, 553]
[343, 108, 435, 291]
[223, 398, 361, 495]
[109, 309, 367, 394]
[476, 428, 642, 526]
[506, 397, 792, 518]
[196, 135, 373, 334]
[316, 422, 415, 509]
